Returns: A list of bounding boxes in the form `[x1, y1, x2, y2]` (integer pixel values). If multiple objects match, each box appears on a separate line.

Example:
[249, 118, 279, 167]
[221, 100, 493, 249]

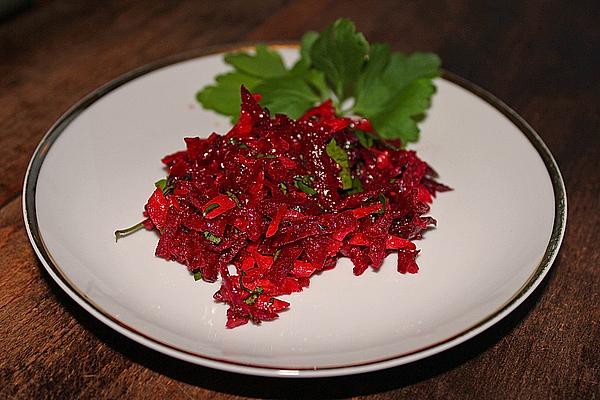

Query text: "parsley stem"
[114, 220, 146, 242]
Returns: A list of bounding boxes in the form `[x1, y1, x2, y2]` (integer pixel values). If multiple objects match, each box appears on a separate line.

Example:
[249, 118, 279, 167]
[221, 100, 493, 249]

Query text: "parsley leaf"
[292, 31, 319, 73]
[354, 51, 440, 142]
[224, 44, 287, 78]
[353, 43, 392, 115]
[369, 78, 436, 142]
[196, 19, 441, 145]
[309, 19, 369, 102]
[196, 72, 261, 122]
[254, 77, 321, 119]
[383, 52, 441, 92]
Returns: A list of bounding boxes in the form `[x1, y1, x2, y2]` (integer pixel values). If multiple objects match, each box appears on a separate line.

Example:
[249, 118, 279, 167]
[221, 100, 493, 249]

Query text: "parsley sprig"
[196, 19, 440, 145]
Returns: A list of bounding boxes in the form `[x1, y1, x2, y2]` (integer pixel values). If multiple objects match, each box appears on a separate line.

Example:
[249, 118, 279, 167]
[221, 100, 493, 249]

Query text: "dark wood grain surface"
[1, 1, 598, 398]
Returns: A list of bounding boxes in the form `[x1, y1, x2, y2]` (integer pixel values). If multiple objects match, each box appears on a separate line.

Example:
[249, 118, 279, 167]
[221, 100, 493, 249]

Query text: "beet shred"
[141, 87, 450, 328]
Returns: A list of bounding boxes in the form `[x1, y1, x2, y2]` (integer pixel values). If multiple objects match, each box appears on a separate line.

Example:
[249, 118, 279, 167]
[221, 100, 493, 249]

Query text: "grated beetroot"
[142, 87, 450, 328]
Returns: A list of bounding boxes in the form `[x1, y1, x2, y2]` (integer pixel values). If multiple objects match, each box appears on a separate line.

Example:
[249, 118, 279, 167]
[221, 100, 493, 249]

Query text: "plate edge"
[22, 43, 568, 378]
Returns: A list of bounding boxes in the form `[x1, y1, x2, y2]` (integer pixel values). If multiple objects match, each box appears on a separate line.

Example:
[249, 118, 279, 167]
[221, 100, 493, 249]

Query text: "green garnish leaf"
[353, 50, 440, 116]
[193, 271, 203, 281]
[254, 77, 322, 119]
[196, 72, 262, 123]
[355, 51, 440, 143]
[369, 79, 436, 142]
[352, 43, 392, 115]
[196, 18, 440, 145]
[291, 31, 319, 73]
[224, 44, 287, 79]
[309, 19, 369, 102]
[203, 231, 222, 245]
[383, 52, 441, 94]
[326, 139, 353, 190]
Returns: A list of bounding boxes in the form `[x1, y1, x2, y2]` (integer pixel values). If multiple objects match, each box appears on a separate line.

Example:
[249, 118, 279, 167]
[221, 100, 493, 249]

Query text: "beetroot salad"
[118, 87, 450, 328]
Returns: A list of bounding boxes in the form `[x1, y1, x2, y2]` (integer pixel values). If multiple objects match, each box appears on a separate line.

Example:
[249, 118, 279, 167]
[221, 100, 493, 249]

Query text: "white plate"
[23, 45, 566, 378]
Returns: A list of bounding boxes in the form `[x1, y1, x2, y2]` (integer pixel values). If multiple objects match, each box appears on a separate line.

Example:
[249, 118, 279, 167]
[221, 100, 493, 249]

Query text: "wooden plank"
[0, 0, 598, 398]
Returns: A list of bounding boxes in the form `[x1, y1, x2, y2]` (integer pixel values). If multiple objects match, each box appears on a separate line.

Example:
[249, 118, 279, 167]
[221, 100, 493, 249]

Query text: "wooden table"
[1, 1, 598, 398]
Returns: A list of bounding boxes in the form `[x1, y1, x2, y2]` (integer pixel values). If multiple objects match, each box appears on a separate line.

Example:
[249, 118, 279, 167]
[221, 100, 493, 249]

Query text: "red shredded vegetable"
[142, 87, 450, 328]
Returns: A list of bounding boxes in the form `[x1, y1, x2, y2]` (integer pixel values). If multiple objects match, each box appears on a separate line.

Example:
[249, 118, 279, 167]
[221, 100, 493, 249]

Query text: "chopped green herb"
[256, 153, 277, 159]
[203, 203, 220, 216]
[244, 286, 264, 305]
[155, 179, 168, 191]
[154, 178, 173, 195]
[278, 182, 288, 194]
[326, 138, 353, 190]
[228, 137, 249, 149]
[378, 193, 387, 215]
[226, 191, 241, 206]
[203, 231, 222, 245]
[295, 180, 317, 195]
[348, 177, 364, 194]
[193, 271, 203, 281]
[114, 220, 145, 242]
[244, 293, 259, 305]
[294, 176, 317, 195]
[241, 284, 264, 305]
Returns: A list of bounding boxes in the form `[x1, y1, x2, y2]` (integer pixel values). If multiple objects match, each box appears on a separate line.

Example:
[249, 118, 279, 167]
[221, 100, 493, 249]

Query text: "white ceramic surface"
[23, 46, 566, 377]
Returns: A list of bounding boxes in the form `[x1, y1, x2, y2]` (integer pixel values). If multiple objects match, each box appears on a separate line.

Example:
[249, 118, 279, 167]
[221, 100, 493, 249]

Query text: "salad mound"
[136, 87, 449, 328]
